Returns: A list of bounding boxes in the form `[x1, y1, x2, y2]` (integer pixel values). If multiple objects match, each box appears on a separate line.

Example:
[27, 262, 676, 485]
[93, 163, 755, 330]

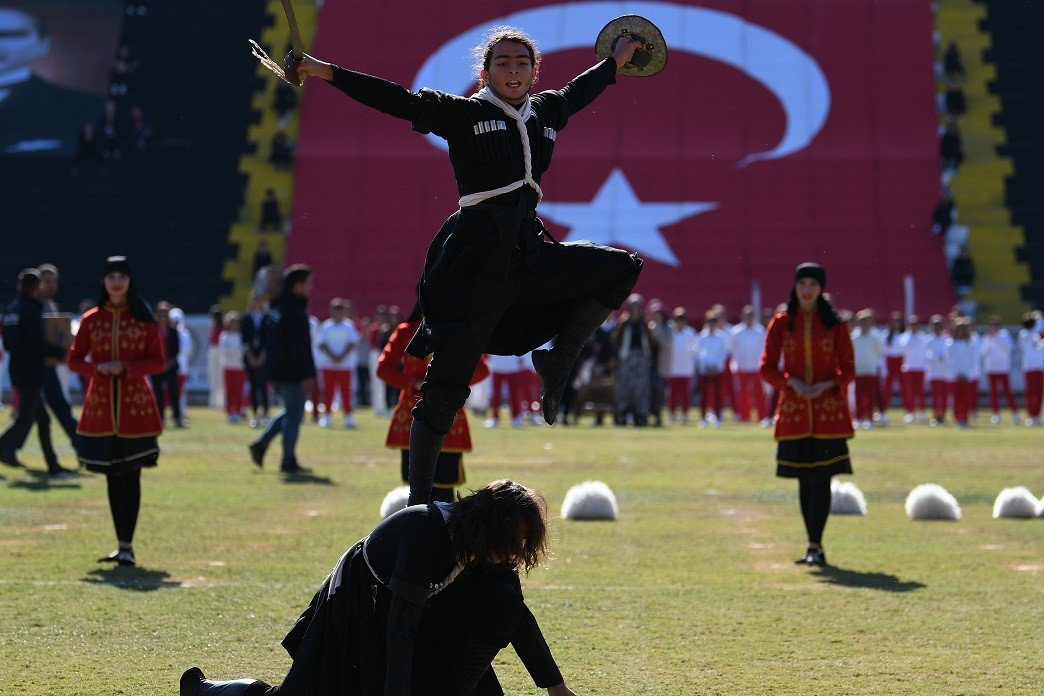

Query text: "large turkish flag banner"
[289, 0, 950, 320]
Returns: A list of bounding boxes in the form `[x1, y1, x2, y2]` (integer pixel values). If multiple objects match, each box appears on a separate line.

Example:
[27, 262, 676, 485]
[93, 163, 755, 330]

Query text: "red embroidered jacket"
[760, 311, 855, 441]
[376, 321, 489, 453]
[68, 305, 165, 437]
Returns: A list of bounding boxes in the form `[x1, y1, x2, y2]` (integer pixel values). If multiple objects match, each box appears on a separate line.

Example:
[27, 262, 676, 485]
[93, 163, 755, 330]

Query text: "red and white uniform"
[852, 328, 884, 421]
[924, 332, 951, 420]
[667, 325, 697, 416]
[317, 318, 361, 415]
[899, 329, 929, 414]
[487, 353, 526, 421]
[881, 330, 905, 408]
[1018, 327, 1043, 419]
[217, 329, 246, 416]
[696, 327, 728, 419]
[981, 329, 1017, 415]
[946, 338, 977, 424]
[981, 331, 1014, 417]
[730, 322, 767, 420]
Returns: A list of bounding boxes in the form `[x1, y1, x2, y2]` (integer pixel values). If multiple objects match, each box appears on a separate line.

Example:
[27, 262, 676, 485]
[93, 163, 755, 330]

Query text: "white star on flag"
[538, 168, 718, 267]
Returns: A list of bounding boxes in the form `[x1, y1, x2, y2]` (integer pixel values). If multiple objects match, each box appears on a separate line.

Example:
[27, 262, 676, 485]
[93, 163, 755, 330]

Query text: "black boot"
[407, 420, 445, 505]
[532, 300, 613, 426]
[180, 667, 266, 696]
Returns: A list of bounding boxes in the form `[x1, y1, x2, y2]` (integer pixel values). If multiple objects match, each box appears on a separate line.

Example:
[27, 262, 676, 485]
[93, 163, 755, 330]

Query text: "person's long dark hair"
[447, 479, 548, 574]
[97, 277, 155, 324]
[785, 287, 841, 332]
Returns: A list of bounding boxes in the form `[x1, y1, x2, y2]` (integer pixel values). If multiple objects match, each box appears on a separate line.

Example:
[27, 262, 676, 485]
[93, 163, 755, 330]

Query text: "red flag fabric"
[289, 0, 950, 320]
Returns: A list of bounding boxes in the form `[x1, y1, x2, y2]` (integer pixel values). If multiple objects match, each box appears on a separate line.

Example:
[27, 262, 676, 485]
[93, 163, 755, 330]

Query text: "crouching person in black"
[181, 480, 578, 696]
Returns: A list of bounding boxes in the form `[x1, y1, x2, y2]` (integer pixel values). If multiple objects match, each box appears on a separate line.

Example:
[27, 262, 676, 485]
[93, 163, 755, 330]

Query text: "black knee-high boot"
[532, 299, 614, 425]
[407, 419, 445, 505]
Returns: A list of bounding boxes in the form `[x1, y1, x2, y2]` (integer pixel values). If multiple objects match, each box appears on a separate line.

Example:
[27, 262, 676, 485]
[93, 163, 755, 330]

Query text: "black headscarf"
[786, 262, 840, 332]
[97, 256, 156, 324]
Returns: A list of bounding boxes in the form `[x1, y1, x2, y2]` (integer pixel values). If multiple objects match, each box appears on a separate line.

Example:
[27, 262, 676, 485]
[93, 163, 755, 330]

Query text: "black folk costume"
[182, 504, 562, 696]
[324, 58, 642, 503]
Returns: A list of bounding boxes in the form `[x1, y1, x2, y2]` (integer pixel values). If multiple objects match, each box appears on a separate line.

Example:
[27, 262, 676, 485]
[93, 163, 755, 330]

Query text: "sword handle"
[284, 51, 303, 87]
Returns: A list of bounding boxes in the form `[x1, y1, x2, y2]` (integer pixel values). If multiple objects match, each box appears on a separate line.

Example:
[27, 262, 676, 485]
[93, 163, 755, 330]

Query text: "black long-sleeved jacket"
[265, 292, 316, 383]
[1, 293, 66, 389]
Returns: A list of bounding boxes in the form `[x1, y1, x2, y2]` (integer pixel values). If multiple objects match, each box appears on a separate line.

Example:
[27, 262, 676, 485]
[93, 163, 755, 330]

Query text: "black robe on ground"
[273, 504, 561, 695]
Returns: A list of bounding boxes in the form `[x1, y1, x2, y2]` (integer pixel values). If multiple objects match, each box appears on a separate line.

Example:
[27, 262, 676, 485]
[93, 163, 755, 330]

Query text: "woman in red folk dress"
[68, 257, 165, 567]
[377, 305, 489, 503]
[760, 263, 855, 567]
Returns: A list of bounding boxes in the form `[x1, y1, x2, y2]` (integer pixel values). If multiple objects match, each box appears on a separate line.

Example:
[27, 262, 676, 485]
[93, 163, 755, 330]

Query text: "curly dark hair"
[472, 26, 541, 86]
[447, 479, 548, 574]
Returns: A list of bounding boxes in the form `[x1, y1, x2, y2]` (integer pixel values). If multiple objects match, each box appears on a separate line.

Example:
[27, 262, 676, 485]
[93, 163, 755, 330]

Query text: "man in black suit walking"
[0, 269, 76, 478]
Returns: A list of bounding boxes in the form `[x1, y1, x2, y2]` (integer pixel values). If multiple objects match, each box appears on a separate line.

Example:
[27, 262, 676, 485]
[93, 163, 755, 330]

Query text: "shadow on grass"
[7, 469, 84, 492]
[812, 565, 926, 593]
[281, 470, 335, 485]
[82, 566, 182, 591]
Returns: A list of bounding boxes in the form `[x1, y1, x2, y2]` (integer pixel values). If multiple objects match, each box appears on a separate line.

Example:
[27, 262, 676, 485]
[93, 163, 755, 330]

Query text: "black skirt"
[78, 435, 159, 476]
[776, 437, 852, 479]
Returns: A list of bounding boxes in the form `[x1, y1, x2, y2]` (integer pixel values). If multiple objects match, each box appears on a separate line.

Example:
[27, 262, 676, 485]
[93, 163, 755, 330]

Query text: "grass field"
[1, 407, 1040, 695]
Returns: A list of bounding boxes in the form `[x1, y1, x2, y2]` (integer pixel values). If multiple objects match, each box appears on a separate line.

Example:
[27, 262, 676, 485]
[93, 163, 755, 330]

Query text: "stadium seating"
[1, 1, 270, 312]
[978, 1, 1044, 309]
[935, 0, 1035, 318]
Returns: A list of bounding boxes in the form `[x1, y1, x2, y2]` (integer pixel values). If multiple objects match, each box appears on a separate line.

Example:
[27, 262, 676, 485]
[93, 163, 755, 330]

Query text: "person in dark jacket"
[0, 269, 71, 475]
[248, 265, 316, 473]
[150, 301, 185, 427]
[181, 480, 578, 696]
[241, 294, 271, 427]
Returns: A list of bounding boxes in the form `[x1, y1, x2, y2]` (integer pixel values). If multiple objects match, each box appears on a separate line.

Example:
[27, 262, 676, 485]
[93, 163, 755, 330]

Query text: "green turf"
[0, 408, 1040, 694]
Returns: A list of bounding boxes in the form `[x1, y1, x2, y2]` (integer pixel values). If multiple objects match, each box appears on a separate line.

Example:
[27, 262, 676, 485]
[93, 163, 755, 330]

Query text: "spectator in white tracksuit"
[218, 312, 247, 422]
[169, 308, 193, 417]
[1018, 311, 1043, 425]
[946, 320, 977, 427]
[696, 313, 728, 426]
[898, 316, 929, 422]
[924, 315, 951, 425]
[980, 316, 1017, 423]
[851, 311, 884, 427]
[729, 305, 767, 425]
[485, 353, 526, 428]
[316, 299, 361, 428]
[666, 308, 697, 423]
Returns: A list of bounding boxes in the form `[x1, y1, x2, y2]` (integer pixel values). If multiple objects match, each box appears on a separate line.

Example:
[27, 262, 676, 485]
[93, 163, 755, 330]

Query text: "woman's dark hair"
[473, 26, 540, 85]
[785, 286, 841, 332]
[98, 274, 155, 324]
[447, 479, 548, 574]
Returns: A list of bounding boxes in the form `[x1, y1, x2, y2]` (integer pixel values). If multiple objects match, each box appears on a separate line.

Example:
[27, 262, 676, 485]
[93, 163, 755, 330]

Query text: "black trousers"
[246, 365, 269, 414]
[414, 241, 640, 434]
[151, 369, 182, 420]
[42, 367, 79, 442]
[0, 384, 42, 454]
[354, 364, 371, 406]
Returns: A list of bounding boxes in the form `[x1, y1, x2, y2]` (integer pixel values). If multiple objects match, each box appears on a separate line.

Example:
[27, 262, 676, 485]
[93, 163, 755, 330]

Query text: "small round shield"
[595, 15, 668, 77]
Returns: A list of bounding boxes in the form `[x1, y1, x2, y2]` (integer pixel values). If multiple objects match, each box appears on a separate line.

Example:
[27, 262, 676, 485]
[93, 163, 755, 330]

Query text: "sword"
[249, 0, 305, 86]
